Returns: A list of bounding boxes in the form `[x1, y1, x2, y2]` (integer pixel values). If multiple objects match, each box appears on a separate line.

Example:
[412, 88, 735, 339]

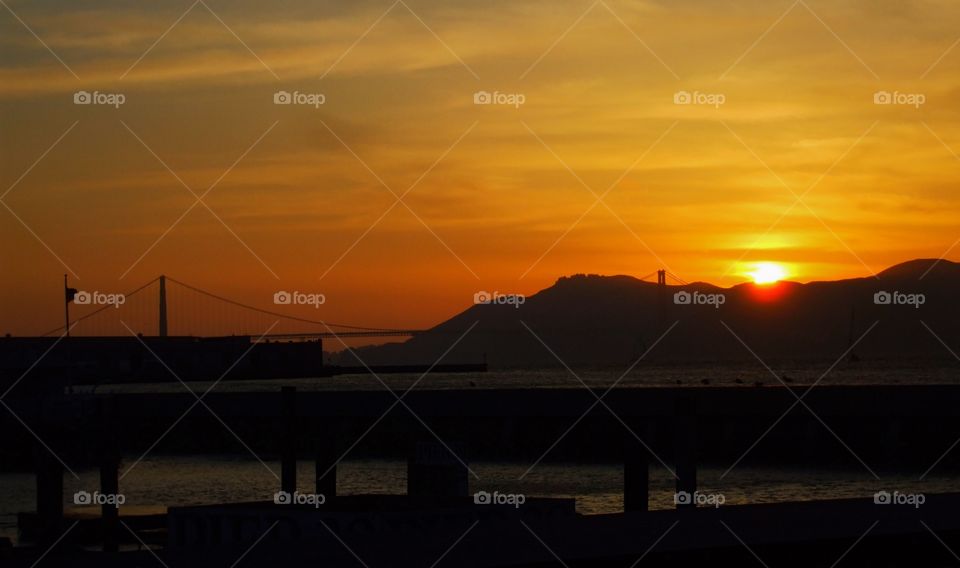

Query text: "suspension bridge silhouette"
[46, 271, 688, 340]
[46, 275, 425, 340]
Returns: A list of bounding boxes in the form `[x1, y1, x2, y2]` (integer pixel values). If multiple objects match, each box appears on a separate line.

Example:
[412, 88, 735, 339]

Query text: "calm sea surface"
[67, 361, 960, 393]
[2, 457, 956, 545]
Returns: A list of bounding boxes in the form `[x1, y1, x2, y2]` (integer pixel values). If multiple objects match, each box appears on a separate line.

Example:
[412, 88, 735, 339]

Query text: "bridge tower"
[159, 275, 168, 337]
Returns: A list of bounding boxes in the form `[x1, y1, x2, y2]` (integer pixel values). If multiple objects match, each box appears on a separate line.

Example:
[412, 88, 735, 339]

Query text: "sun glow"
[748, 262, 787, 285]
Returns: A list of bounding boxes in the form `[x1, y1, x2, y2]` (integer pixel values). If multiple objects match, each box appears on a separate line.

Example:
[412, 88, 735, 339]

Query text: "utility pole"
[64, 274, 71, 337]
[62, 275, 79, 392]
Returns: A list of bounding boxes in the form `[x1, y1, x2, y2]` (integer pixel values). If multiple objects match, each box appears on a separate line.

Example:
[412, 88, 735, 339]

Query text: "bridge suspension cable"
[664, 271, 688, 285]
[39, 275, 419, 338]
[163, 276, 412, 334]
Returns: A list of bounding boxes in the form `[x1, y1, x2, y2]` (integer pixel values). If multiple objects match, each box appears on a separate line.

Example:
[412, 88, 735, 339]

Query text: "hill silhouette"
[342, 259, 960, 368]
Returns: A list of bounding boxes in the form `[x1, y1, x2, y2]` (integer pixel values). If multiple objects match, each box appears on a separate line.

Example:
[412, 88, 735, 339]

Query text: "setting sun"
[748, 262, 788, 285]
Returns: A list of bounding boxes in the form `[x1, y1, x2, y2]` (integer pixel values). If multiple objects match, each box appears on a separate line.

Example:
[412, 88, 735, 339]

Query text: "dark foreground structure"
[3, 384, 960, 566]
[0, 336, 327, 384]
[0, 335, 484, 388]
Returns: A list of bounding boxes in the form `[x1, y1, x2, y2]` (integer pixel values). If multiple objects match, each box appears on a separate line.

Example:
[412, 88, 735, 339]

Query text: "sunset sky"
[2, 0, 960, 337]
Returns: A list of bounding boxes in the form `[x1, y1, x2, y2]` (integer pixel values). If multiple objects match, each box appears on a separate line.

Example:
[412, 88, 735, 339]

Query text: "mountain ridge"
[340, 259, 960, 368]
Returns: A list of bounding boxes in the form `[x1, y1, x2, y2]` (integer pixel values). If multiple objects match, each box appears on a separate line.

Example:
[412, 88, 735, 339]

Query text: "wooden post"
[99, 457, 119, 552]
[623, 420, 649, 512]
[99, 397, 119, 553]
[34, 393, 65, 548]
[674, 395, 697, 509]
[35, 448, 64, 546]
[315, 419, 337, 498]
[281, 387, 297, 495]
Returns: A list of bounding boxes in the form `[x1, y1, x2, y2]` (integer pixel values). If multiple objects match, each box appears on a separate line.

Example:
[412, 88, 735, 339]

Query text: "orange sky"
[2, 0, 960, 338]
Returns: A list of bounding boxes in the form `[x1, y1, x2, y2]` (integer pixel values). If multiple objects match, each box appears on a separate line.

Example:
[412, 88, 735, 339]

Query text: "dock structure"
[4, 383, 960, 566]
